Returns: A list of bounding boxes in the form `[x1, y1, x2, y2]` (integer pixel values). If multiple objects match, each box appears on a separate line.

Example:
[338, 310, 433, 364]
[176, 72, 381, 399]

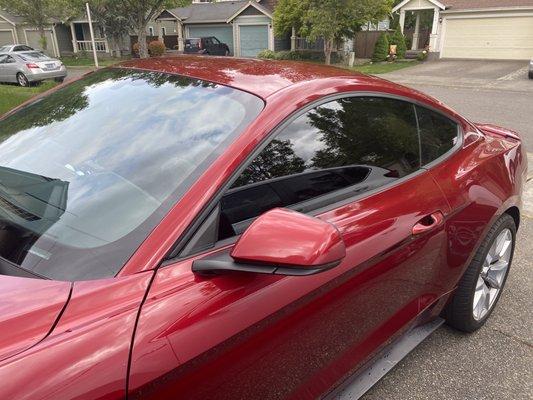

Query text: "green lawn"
[60, 56, 127, 67]
[0, 81, 57, 116]
[349, 61, 419, 75]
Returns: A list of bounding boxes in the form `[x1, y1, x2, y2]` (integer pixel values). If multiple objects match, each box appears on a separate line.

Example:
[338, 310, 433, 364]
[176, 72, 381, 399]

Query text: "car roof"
[117, 55, 377, 99]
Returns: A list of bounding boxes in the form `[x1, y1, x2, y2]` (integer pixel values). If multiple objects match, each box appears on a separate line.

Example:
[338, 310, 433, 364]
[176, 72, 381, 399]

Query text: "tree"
[389, 27, 407, 58]
[75, 0, 190, 59]
[122, 0, 191, 58]
[372, 32, 389, 62]
[274, 0, 393, 65]
[0, 0, 73, 51]
[233, 139, 306, 187]
[84, 0, 132, 57]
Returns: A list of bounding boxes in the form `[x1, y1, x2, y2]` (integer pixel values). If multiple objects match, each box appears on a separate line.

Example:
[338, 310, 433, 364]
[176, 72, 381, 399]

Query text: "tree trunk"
[137, 24, 148, 58]
[324, 38, 333, 65]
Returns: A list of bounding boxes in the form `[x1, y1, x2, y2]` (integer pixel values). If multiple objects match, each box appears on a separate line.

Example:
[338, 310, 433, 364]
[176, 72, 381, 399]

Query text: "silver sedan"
[0, 51, 67, 86]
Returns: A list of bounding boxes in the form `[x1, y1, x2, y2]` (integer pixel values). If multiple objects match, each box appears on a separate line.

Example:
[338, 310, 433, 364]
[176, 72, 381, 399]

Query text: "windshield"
[0, 68, 263, 280]
[19, 51, 49, 60]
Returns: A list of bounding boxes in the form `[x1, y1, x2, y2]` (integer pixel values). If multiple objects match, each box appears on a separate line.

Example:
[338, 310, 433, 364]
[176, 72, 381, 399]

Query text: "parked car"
[184, 36, 230, 56]
[0, 51, 66, 86]
[0, 44, 35, 53]
[0, 56, 526, 400]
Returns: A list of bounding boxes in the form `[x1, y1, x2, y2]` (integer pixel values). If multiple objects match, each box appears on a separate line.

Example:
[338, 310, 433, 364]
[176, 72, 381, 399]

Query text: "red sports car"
[0, 56, 526, 400]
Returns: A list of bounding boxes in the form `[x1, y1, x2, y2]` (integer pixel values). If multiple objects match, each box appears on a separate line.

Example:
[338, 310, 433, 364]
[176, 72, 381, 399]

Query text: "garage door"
[188, 25, 234, 55]
[25, 30, 57, 57]
[239, 25, 268, 58]
[0, 29, 15, 46]
[442, 16, 533, 60]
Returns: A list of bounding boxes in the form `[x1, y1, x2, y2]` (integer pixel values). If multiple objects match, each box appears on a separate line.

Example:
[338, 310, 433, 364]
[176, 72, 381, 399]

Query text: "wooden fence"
[130, 35, 179, 52]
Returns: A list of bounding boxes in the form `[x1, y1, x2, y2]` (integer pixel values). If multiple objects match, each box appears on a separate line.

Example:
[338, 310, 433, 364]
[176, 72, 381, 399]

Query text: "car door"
[128, 95, 453, 399]
[204, 37, 216, 54]
[0, 55, 7, 81]
[211, 37, 225, 55]
[3, 55, 18, 83]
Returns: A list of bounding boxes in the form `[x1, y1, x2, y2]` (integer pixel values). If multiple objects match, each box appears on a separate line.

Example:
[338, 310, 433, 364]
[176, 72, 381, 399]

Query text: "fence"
[353, 30, 393, 59]
[130, 35, 179, 52]
[76, 40, 108, 52]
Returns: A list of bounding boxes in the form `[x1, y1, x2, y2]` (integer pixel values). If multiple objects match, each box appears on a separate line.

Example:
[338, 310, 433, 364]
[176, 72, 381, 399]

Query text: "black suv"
[184, 37, 230, 56]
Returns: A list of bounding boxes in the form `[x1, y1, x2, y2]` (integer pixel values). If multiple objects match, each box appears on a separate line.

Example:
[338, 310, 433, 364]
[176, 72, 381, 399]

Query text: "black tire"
[444, 214, 516, 332]
[17, 72, 29, 87]
[54, 77, 65, 83]
[529, 71, 533, 80]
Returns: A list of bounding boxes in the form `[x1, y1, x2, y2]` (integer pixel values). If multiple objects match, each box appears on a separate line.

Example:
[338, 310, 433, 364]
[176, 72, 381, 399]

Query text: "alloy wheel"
[472, 228, 512, 321]
[18, 73, 28, 87]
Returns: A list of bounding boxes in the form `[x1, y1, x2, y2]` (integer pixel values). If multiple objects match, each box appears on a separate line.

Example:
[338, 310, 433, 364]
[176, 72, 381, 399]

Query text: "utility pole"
[86, 2, 99, 68]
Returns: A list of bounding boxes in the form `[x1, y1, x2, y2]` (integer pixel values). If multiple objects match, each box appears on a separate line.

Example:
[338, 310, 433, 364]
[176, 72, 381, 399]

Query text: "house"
[0, 9, 112, 57]
[392, 0, 533, 60]
[154, 0, 289, 58]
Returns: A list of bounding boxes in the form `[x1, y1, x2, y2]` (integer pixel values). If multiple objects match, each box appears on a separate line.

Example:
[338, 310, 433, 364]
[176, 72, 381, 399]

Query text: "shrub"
[132, 42, 140, 55]
[148, 40, 166, 57]
[372, 33, 389, 62]
[389, 28, 407, 59]
[417, 50, 428, 61]
[258, 49, 276, 59]
[258, 50, 341, 63]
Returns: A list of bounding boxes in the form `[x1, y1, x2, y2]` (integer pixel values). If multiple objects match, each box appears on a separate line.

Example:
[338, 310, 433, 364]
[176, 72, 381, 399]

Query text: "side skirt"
[326, 317, 444, 400]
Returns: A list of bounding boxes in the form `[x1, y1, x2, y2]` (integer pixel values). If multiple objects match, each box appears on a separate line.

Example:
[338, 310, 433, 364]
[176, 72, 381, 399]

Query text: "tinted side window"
[219, 97, 420, 239]
[416, 106, 459, 165]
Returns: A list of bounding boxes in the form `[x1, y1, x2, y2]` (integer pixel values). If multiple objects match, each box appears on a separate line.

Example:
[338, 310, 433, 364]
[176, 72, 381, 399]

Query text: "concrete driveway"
[383, 59, 532, 93]
[354, 60, 533, 400]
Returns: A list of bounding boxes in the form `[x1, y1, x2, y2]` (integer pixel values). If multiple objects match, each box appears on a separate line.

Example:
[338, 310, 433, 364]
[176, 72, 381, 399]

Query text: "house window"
[148, 26, 154, 36]
[162, 27, 167, 36]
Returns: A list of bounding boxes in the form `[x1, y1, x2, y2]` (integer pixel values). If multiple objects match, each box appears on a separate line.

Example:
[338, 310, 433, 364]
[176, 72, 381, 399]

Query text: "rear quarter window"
[416, 106, 459, 165]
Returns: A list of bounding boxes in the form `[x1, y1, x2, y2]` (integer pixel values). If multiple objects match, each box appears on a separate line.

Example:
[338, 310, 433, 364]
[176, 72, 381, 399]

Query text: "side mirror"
[192, 208, 346, 276]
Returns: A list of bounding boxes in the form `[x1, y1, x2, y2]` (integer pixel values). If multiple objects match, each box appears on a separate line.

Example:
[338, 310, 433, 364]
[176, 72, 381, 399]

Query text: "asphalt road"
[358, 61, 533, 400]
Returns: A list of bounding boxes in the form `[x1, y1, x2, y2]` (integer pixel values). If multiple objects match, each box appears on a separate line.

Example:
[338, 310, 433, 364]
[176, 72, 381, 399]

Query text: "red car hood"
[0, 275, 71, 362]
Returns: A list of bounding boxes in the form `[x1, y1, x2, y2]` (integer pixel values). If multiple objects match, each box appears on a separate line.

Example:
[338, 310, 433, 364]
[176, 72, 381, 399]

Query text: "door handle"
[412, 211, 445, 235]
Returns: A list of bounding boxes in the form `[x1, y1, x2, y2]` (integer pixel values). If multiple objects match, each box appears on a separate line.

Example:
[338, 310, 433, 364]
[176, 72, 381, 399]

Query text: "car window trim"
[165, 91, 463, 262]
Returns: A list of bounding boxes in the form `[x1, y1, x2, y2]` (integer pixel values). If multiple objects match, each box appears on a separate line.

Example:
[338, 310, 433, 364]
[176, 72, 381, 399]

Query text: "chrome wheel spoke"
[485, 260, 508, 289]
[473, 228, 513, 321]
[473, 276, 487, 320]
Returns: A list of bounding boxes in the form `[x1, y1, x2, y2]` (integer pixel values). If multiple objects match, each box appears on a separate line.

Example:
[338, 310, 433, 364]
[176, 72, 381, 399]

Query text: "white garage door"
[188, 25, 234, 55]
[442, 16, 533, 60]
[25, 29, 58, 57]
[239, 25, 269, 58]
[0, 29, 15, 46]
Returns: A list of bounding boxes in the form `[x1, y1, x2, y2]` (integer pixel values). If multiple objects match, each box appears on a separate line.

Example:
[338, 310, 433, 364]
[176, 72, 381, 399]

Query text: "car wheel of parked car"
[54, 77, 65, 83]
[445, 213, 515, 332]
[17, 72, 29, 87]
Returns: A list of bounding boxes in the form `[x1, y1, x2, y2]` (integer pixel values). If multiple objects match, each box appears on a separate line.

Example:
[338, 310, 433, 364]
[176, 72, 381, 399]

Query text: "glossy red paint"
[231, 208, 346, 267]
[0, 276, 71, 362]
[0, 56, 526, 400]
[0, 272, 153, 400]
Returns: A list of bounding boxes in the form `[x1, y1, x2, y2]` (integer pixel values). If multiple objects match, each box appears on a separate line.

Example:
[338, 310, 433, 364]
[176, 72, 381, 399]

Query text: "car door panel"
[0, 55, 7, 81]
[128, 171, 450, 400]
[3, 56, 18, 82]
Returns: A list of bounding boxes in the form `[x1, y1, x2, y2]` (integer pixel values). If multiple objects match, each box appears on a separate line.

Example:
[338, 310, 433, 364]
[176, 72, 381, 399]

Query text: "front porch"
[393, 0, 445, 56]
[69, 21, 110, 53]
